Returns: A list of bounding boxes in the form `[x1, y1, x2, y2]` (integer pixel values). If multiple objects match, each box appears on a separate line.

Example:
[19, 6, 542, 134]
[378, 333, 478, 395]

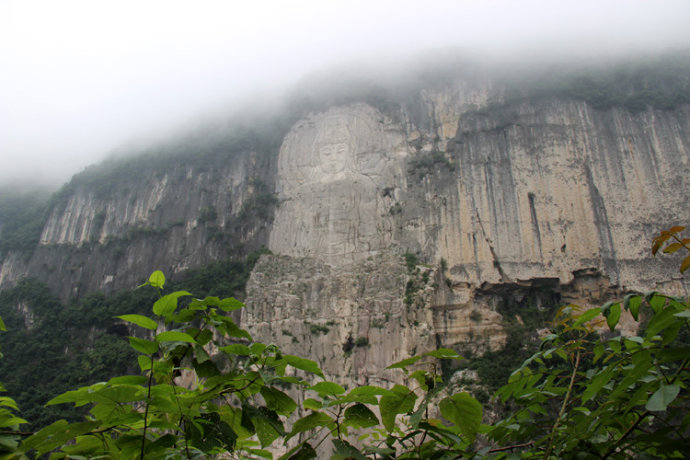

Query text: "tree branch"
[543, 347, 581, 460]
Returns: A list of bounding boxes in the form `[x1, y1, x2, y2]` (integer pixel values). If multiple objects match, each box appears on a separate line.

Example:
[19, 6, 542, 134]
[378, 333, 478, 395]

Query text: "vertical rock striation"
[2, 71, 690, 383]
[246, 93, 690, 382]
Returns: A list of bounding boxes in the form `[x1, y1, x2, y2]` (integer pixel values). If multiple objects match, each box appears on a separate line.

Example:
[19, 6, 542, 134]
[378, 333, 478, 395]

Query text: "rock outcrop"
[2, 68, 690, 383]
[244, 93, 690, 381]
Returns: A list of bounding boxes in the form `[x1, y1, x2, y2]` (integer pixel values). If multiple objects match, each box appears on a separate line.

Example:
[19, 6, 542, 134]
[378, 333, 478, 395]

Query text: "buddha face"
[315, 122, 353, 176]
[318, 141, 349, 175]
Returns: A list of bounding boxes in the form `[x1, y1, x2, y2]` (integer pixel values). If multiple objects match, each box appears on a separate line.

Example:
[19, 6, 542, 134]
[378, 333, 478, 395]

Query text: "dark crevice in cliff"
[527, 192, 543, 260]
[474, 209, 508, 282]
[583, 162, 620, 286]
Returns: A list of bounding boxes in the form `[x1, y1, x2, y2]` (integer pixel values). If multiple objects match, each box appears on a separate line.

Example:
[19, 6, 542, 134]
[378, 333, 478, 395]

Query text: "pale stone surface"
[0, 151, 267, 299]
[243, 253, 436, 386]
[269, 104, 407, 265]
[2, 79, 690, 386]
[248, 97, 690, 383]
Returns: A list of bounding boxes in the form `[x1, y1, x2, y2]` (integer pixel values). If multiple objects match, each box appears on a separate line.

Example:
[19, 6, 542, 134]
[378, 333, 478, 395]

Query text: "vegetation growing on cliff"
[0, 250, 267, 432]
[0, 227, 688, 458]
[499, 51, 690, 112]
[0, 190, 51, 261]
[2, 52, 688, 269]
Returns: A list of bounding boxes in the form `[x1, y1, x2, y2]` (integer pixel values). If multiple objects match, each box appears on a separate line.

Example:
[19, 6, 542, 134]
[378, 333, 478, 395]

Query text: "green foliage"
[402, 252, 432, 308]
[238, 192, 280, 222]
[308, 323, 330, 335]
[354, 337, 369, 348]
[403, 252, 419, 272]
[407, 150, 456, 180]
[488, 226, 690, 459]
[499, 51, 690, 113]
[0, 250, 268, 432]
[0, 272, 485, 459]
[0, 190, 51, 260]
[0, 227, 689, 458]
[457, 285, 563, 393]
[197, 206, 218, 223]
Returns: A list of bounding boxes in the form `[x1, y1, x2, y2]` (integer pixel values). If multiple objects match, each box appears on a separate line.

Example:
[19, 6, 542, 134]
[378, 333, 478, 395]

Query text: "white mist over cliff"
[2, 0, 689, 186]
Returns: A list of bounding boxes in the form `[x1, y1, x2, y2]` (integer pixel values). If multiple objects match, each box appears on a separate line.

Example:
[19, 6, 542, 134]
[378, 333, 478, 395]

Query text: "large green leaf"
[116, 314, 158, 331]
[92, 385, 144, 404]
[152, 291, 192, 318]
[310, 381, 345, 396]
[330, 385, 392, 406]
[645, 306, 680, 338]
[279, 442, 317, 460]
[221, 343, 252, 356]
[347, 385, 393, 397]
[217, 316, 252, 340]
[21, 420, 98, 456]
[220, 297, 245, 311]
[439, 392, 483, 442]
[284, 355, 324, 378]
[386, 355, 422, 370]
[604, 302, 621, 331]
[646, 384, 680, 411]
[148, 270, 165, 289]
[674, 310, 690, 318]
[107, 375, 147, 386]
[155, 331, 196, 343]
[187, 412, 237, 453]
[573, 308, 601, 326]
[582, 366, 615, 402]
[260, 387, 297, 416]
[647, 292, 666, 312]
[380, 386, 417, 432]
[332, 439, 368, 460]
[344, 403, 379, 428]
[0, 397, 19, 411]
[286, 412, 333, 441]
[137, 355, 153, 371]
[0, 416, 27, 428]
[128, 336, 158, 355]
[424, 348, 464, 360]
[46, 386, 101, 406]
[624, 294, 642, 321]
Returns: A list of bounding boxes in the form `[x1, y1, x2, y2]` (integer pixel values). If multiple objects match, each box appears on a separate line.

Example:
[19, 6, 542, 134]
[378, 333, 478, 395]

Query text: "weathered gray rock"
[245, 95, 690, 382]
[269, 104, 407, 265]
[2, 74, 690, 384]
[1, 150, 274, 299]
[243, 253, 436, 386]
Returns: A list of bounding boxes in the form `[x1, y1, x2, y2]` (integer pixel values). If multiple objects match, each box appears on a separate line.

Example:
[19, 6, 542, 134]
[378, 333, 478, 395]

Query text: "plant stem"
[489, 441, 535, 453]
[601, 410, 649, 459]
[140, 352, 155, 460]
[543, 348, 581, 460]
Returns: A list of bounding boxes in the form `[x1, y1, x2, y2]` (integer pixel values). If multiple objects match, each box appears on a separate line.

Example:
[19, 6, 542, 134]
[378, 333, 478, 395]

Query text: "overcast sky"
[1, 0, 689, 189]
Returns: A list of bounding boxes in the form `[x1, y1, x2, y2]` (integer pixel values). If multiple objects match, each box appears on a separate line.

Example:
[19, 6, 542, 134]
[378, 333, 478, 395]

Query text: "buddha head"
[315, 121, 354, 176]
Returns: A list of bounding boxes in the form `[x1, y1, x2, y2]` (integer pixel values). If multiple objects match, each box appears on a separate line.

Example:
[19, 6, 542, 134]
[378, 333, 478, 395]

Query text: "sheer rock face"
[2, 78, 690, 382]
[427, 100, 690, 293]
[243, 253, 436, 386]
[1, 151, 273, 300]
[268, 104, 408, 265]
[245, 96, 690, 381]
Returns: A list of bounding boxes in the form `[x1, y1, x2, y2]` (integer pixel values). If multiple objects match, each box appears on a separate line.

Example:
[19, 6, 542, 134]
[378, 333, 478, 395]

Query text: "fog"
[1, 0, 689, 189]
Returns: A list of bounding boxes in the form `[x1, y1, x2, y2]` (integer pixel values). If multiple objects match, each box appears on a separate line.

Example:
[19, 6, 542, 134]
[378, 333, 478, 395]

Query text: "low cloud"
[1, 0, 689, 187]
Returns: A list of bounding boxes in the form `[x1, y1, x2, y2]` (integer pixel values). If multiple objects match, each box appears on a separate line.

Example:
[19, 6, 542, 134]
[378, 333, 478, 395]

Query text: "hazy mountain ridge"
[1, 52, 690, 393]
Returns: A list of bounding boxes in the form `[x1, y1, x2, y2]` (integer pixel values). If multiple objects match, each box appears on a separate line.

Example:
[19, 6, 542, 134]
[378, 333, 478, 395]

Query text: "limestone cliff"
[242, 93, 690, 382]
[2, 59, 690, 385]
[0, 144, 277, 300]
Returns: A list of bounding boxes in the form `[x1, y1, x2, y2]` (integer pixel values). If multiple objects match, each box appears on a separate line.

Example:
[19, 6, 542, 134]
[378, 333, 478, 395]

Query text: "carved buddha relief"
[268, 105, 405, 264]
